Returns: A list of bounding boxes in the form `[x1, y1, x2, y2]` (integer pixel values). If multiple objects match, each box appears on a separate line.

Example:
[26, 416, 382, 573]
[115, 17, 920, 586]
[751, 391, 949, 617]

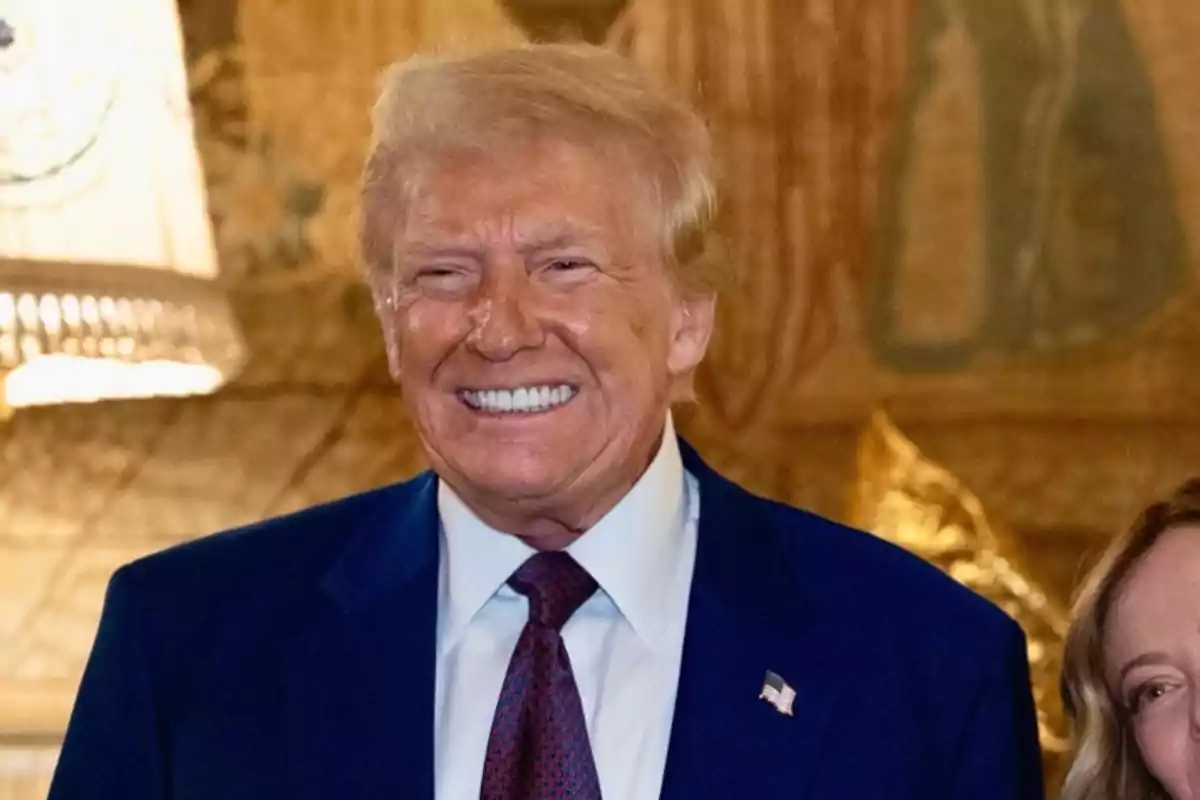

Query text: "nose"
[465, 267, 544, 361]
[1191, 685, 1200, 742]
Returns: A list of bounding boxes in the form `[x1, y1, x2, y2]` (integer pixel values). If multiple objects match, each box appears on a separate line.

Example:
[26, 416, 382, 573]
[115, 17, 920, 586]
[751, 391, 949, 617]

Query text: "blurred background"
[2, 0, 1198, 796]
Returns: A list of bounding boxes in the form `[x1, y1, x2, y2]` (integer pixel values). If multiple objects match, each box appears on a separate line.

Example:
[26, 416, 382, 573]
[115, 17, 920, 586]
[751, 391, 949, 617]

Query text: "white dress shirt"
[433, 415, 700, 800]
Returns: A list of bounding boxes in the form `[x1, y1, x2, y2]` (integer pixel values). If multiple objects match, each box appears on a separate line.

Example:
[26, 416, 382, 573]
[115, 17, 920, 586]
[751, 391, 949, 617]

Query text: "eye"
[538, 257, 598, 286]
[1128, 680, 1179, 715]
[415, 265, 461, 279]
[409, 265, 478, 297]
[545, 258, 594, 272]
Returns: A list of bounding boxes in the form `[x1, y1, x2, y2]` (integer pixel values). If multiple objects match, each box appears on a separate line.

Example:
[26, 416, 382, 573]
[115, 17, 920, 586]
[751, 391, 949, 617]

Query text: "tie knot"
[508, 552, 598, 631]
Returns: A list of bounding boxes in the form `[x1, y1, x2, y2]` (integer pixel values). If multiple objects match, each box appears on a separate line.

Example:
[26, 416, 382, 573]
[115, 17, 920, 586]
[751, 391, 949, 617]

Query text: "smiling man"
[51, 45, 1044, 800]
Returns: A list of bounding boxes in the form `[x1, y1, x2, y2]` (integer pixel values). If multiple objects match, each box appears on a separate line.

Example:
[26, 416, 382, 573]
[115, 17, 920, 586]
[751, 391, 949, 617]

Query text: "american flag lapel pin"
[759, 670, 796, 716]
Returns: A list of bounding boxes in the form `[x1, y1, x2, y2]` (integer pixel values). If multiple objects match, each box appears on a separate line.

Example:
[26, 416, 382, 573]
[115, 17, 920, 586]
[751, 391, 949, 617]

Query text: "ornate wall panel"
[627, 0, 912, 427]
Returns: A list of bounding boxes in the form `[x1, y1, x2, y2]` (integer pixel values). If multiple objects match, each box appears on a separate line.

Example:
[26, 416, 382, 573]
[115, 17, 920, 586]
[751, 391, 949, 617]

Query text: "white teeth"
[463, 384, 576, 414]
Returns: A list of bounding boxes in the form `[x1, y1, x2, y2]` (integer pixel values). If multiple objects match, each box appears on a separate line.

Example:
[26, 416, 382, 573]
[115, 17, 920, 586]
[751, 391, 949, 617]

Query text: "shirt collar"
[437, 413, 689, 652]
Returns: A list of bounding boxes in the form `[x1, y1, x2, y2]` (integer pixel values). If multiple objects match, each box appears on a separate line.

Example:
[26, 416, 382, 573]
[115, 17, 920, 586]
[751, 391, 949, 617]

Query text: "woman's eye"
[1129, 681, 1176, 714]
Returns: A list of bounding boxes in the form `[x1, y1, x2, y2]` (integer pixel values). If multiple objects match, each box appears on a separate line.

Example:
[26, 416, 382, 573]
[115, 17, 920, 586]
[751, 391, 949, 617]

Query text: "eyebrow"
[400, 232, 605, 259]
[399, 244, 483, 260]
[1119, 651, 1173, 682]
[516, 233, 599, 254]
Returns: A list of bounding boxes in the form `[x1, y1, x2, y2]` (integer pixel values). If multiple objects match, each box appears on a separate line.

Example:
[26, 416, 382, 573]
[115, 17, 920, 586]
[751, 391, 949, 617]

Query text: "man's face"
[371, 139, 714, 533]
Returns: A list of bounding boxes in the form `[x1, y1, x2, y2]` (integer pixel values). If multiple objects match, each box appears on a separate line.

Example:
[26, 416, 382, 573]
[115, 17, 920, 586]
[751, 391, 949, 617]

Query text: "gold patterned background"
[2, 0, 1199, 796]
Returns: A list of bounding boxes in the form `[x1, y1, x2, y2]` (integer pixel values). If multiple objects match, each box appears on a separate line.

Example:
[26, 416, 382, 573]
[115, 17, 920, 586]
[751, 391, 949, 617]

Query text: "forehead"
[401, 138, 656, 244]
[1105, 525, 1200, 664]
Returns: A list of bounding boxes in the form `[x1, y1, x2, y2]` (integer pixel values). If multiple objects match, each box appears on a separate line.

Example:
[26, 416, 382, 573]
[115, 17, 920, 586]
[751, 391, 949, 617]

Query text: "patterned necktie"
[480, 551, 603, 800]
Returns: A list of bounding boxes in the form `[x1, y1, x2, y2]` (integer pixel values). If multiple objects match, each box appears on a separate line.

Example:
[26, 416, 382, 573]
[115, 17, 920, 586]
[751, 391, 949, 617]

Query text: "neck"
[453, 432, 666, 550]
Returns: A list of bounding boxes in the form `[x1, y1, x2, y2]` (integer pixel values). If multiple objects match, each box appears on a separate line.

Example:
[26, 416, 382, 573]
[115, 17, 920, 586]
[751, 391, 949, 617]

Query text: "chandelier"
[0, 0, 244, 412]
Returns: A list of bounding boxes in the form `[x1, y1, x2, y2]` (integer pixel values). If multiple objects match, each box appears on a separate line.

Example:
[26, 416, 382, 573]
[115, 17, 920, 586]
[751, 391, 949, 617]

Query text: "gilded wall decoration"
[850, 411, 1071, 785]
[186, 36, 325, 286]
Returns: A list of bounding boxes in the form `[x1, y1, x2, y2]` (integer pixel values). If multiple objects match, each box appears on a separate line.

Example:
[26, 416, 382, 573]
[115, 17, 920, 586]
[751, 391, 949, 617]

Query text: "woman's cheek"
[1136, 704, 1193, 796]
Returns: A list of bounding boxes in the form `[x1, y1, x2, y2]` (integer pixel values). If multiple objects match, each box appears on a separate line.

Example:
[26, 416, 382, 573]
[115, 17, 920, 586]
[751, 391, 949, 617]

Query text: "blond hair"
[1061, 479, 1200, 800]
[359, 43, 723, 294]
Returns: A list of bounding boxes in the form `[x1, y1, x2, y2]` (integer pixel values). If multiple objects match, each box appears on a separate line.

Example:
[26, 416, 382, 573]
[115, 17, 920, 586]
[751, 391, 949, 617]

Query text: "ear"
[666, 292, 716, 392]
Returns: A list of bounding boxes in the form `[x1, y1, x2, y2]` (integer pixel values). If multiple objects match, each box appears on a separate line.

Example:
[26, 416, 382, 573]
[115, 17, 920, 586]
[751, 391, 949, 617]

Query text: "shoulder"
[129, 475, 427, 584]
[109, 473, 433, 636]
[721, 482, 1024, 671]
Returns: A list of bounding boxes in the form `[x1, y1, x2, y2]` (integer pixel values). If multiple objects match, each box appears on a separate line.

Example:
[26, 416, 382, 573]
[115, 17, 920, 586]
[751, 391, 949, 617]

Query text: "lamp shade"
[0, 0, 244, 409]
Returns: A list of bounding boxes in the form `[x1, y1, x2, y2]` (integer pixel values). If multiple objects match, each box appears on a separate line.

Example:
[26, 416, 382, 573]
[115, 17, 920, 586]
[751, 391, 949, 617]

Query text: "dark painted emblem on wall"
[499, 0, 629, 43]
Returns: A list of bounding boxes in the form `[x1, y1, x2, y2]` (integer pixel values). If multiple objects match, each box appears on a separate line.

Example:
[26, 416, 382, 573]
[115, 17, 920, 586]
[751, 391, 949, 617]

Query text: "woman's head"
[1062, 479, 1200, 800]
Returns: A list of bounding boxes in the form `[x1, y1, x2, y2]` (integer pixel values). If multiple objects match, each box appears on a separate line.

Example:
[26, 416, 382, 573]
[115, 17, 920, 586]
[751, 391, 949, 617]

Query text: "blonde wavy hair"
[359, 43, 724, 296]
[1060, 479, 1200, 800]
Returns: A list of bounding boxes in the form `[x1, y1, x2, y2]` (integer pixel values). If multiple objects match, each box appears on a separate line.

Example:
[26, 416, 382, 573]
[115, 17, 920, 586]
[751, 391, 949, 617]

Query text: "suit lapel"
[285, 474, 440, 800]
[660, 444, 851, 800]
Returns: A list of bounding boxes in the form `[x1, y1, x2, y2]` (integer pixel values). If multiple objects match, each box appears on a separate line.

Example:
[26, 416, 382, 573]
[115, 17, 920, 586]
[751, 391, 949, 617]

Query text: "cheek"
[558, 294, 672, 370]
[1135, 706, 1194, 790]
[383, 300, 469, 373]
[401, 300, 451, 353]
[399, 301, 429, 343]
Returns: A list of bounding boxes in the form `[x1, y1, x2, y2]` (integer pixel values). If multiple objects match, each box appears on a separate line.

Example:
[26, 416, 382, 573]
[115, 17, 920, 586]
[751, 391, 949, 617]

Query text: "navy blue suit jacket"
[50, 441, 1044, 799]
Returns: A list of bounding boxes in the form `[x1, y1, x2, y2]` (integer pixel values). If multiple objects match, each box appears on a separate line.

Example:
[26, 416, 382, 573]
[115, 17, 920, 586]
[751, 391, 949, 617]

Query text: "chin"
[471, 449, 589, 496]
[482, 462, 573, 496]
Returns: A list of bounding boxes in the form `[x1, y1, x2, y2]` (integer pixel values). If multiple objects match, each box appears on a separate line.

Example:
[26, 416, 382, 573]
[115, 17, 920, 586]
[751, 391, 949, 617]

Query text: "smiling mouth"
[458, 384, 578, 414]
